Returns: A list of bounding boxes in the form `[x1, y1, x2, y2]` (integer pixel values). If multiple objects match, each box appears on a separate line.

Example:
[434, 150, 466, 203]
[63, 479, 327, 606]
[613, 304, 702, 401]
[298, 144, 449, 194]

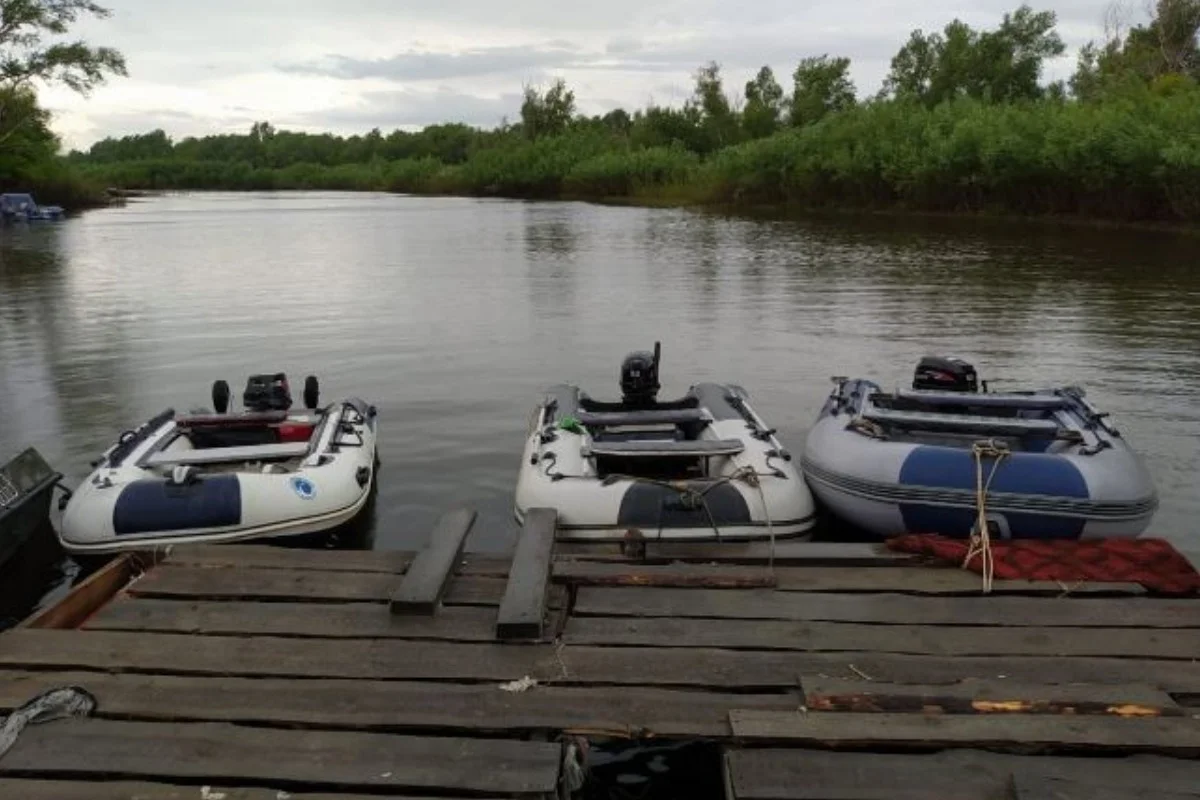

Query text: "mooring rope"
[963, 438, 1010, 594]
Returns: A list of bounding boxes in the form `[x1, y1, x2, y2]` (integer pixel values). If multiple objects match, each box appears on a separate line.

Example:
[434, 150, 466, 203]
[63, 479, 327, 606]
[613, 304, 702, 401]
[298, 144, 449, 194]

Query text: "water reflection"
[1, 195, 1197, 612]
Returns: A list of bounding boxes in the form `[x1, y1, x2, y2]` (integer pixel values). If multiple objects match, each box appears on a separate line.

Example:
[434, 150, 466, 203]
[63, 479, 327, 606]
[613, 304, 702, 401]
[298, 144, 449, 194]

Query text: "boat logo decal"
[291, 476, 316, 500]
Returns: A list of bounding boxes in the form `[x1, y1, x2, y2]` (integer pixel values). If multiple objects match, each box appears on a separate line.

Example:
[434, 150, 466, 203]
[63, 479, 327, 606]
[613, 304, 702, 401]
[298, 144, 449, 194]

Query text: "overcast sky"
[40, 0, 1125, 150]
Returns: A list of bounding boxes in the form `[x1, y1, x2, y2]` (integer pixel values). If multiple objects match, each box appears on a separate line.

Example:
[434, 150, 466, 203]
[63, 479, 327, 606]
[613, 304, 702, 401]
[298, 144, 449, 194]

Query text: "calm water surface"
[2, 192, 1198, 614]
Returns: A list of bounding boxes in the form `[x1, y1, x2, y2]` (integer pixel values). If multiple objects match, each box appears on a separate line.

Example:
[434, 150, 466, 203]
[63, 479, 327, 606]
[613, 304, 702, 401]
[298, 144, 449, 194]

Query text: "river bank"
[67, 87, 1200, 225]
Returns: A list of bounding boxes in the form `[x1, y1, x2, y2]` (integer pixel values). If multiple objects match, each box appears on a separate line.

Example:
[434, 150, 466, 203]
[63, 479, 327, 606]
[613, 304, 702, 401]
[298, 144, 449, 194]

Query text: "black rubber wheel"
[303, 375, 320, 410]
[212, 379, 231, 414]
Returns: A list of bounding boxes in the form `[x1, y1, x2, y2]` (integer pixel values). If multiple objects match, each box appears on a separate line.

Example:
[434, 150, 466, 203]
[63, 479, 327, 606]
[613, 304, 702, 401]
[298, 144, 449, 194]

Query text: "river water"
[2, 192, 1198, 615]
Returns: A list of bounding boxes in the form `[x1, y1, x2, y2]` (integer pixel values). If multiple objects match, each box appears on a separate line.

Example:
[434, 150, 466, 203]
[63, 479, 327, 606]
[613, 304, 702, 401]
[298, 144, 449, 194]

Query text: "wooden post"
[389, 508, 476, 615]
[496, 508, 558, 640]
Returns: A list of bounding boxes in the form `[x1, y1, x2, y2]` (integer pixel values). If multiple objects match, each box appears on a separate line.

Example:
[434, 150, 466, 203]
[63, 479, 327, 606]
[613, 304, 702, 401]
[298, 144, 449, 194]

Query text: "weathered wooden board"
[573, 587, 1200, 628]
[0, 719, 559, 795]
[564, 616, 1200, 659]
[163, 543, 513, 576]
[554, 561, 1138, 594]
[166, 544, 415, 573]
[800, 677, 1182, 716]
[727, 709, 1200, 755]
[725, 748, 1200, 800]
[0, 670, 796, 738]
[497, 507, 558, 639]
[557, 540, 919, 566]
[86, 599, 510, 641]
[128, 566, 566, 608]
[22, 554, 142, 629]
[2, 630, 1198, 692]
[555, 560, 776, 589]
[1010, 774, 1200, 800]
[390, 508, 477, 613]
[0, 781, 423, 800]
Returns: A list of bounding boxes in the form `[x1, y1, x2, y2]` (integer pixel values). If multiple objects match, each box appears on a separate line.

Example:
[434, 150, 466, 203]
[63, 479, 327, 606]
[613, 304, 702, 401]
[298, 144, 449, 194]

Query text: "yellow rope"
[963, 438, 1010, 594]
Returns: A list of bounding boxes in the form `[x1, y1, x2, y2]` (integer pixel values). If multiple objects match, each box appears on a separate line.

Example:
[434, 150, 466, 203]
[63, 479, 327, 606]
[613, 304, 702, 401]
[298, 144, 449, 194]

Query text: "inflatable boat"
[59, 374, 378, 555]
[802, 357, 1158, 540]
[515, 344, 816, 542]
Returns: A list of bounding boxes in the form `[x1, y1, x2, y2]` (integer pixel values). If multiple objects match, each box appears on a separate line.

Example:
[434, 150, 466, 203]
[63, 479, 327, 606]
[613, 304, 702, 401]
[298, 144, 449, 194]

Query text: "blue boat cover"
[113, 475, 241, 535]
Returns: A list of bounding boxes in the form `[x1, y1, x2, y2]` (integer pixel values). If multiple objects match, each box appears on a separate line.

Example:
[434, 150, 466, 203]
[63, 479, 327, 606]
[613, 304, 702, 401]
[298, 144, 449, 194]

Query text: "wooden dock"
[0, 521, 1198, 799]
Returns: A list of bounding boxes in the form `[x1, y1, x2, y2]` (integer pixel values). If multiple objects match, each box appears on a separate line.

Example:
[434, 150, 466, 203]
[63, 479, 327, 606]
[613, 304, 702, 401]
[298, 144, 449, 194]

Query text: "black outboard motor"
[620, 342, 662, 407]
[243, 373, 293, 411]
[913, 356, 978, 393]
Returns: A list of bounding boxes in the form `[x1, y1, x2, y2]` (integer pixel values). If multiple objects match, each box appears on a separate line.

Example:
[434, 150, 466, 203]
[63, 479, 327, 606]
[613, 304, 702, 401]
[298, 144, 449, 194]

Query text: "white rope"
[963, 438, 1010, 594]
[0, 687, 96, 758]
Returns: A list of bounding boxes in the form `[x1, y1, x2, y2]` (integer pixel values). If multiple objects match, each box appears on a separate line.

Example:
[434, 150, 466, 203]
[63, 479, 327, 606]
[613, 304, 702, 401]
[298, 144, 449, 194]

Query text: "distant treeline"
[68, 2, 1200, 222]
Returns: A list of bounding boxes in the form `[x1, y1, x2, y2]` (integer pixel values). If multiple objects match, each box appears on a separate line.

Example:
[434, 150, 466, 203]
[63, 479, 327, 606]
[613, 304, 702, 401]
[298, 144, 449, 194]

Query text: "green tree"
[1072, 0, 1200, 99]
[885, 5, 1063, 105]
[0, 1, 126, 92]
[690, 61, 739, 150]
[790, 55, 856, 126]
[1, 0, 125, 184]
[743, 65, 785, 138]
[520, 78, 575, 139]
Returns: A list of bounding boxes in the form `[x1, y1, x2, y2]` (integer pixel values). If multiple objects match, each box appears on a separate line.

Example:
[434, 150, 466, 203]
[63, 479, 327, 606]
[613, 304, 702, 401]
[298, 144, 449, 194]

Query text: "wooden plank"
[555, 560, 777, 589]
[573, 587, 1200, 628]
[0, 780, 414, 800]
[554, 561, 1137, 594]
[497, 507, 558, 639]
[3, 630, 1198, 692]
[162, 543, 511, 576]
[727, 709, 1200, 755]
[0, 670, 796, 738]
[0, 718, 559, 795]
[22, 553, 140, 629]
[801, 677, 1182, 716]
[557, 540, 919, 566]
[167, 543, 416, 573]
[85, 598, 514, 641]
[1011, 774, 1200, 800]
[127, 565, 567, 608]
[725, 748, 1200, 800]
[390, 508, 477, 614]
[564, 616, 1200, 659]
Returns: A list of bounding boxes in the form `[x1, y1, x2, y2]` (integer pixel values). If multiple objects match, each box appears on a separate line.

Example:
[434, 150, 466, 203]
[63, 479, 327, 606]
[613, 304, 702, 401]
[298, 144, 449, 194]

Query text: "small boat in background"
[59, 373, 378, 555]
[0, 193, 64, 222]
[1, 449, 62, 568]
[802, 356, 1158, 540]
[516, 343, 816, 542]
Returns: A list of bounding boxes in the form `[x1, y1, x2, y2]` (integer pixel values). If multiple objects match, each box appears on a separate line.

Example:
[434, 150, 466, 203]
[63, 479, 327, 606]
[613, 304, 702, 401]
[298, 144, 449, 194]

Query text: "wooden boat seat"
[144, 442, 310, 467]
[586, 439, 745, 458]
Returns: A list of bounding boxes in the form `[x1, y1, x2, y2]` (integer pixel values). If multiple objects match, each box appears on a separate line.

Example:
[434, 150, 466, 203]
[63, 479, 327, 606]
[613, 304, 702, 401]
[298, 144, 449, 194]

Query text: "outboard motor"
[243, 373, 293, 411]
[913, 356, 978, 393]
[620, 342, 662, 407]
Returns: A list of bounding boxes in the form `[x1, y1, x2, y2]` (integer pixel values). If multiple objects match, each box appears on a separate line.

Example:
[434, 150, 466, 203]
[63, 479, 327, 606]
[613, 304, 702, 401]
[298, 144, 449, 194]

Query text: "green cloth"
[558, 416, 585, 434]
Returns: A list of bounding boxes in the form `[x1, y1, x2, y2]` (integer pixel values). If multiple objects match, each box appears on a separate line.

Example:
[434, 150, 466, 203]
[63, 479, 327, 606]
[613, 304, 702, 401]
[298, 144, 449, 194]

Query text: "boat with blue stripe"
[801, 356, 1158, 540]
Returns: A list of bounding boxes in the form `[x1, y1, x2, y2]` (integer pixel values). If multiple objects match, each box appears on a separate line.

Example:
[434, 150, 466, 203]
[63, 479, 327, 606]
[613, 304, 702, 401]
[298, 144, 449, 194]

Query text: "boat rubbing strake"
[801, 356, 1158, 540]
[59, 373, 378, 554]
[515, 344, 816, 542]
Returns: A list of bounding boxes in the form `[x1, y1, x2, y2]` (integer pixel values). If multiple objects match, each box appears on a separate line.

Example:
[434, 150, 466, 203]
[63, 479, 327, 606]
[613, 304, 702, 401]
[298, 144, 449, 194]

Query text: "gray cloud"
[296, 88, 525, 130]
[283, 43, 585, 82]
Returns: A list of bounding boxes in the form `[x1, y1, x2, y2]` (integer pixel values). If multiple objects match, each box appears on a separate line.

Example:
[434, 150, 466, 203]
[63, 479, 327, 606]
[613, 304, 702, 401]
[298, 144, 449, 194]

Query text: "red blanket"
[887, 535, 1200, 595]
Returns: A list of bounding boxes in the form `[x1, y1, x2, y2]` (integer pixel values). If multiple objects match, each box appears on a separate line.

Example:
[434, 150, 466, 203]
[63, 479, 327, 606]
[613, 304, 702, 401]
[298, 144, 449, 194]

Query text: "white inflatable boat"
[802, 357, 1158, 540]
[59, 374, 378, 554]
[515, 345, 816, 542]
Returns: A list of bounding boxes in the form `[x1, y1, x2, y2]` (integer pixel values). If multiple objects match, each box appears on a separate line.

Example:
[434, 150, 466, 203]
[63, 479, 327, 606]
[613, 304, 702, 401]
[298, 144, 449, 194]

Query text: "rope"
[963, 438, 1010, 594]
